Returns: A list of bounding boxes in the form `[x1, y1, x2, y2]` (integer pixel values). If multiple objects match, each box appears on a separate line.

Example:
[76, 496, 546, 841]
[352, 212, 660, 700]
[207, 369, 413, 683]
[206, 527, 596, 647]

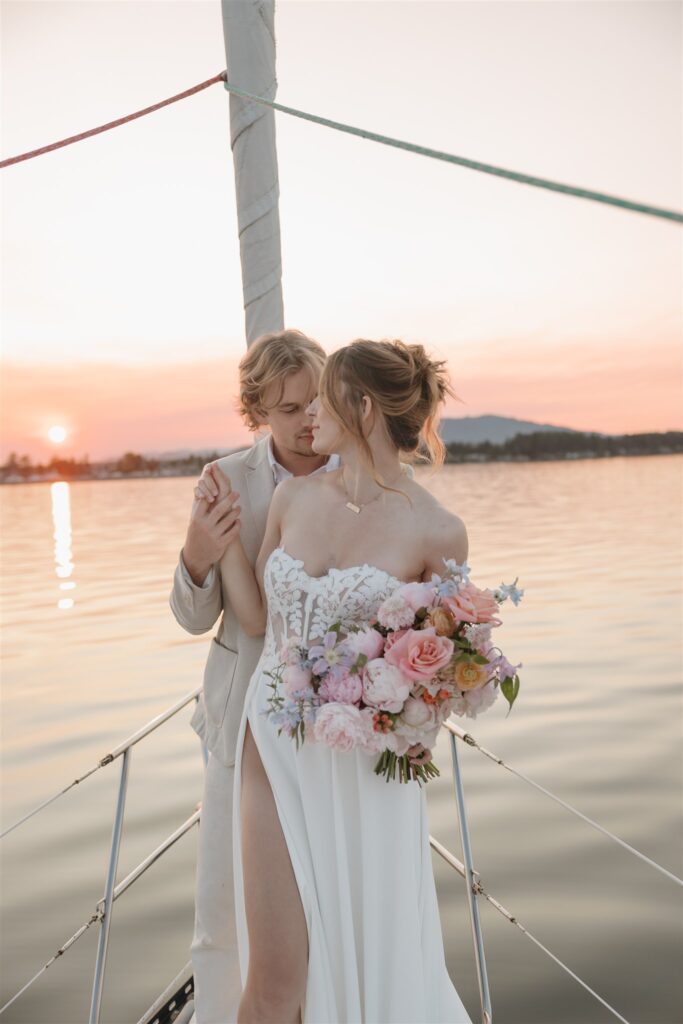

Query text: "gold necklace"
[341, 466, 406, 514]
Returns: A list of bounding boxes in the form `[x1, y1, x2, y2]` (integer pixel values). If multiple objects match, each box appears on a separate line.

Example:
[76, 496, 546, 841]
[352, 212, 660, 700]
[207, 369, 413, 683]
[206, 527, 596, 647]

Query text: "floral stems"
[373, 749, 441, 786]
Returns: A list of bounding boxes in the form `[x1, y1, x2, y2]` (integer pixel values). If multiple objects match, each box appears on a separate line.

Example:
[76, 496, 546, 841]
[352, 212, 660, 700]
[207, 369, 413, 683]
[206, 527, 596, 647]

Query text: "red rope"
[0, 72, 227, 169]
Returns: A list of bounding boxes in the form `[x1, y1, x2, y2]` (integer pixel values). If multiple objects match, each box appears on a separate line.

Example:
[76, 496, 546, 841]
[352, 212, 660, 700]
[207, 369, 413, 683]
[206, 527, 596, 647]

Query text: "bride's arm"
[220, 479, 294, 637]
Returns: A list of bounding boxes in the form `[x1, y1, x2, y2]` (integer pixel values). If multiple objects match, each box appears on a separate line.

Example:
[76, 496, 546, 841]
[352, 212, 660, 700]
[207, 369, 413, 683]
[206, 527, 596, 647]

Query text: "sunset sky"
[2, 0, 681, 461]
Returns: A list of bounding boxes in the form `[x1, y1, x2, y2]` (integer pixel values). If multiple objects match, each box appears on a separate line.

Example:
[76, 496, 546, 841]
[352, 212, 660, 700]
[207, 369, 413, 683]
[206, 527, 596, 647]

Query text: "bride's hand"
[194, 461, 230, 503]
[406, 743, 432, 765]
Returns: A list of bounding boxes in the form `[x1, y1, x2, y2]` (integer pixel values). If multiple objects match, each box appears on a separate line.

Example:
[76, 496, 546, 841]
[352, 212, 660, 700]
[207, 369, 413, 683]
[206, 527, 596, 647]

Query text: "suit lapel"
[242, 436, 276, 563]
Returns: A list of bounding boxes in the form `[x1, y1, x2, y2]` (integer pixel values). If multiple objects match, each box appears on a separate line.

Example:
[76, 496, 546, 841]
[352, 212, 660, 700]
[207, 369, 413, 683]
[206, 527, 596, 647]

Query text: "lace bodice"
[261, 546, 404, 662]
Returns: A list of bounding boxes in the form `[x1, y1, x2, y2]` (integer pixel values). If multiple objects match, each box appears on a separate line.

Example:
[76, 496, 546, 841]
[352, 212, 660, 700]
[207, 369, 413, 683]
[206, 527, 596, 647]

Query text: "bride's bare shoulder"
[408, 477, 469, 568]
[273, 469, 338, 507]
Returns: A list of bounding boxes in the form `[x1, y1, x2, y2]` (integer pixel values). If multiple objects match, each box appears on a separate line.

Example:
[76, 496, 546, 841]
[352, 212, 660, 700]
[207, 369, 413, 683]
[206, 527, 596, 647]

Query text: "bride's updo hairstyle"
[319, 339, 459, 492]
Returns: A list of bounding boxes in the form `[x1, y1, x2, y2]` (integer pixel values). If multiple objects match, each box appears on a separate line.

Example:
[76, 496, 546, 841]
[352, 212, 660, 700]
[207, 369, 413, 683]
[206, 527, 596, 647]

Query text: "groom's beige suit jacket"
[169, 434, 278, 768]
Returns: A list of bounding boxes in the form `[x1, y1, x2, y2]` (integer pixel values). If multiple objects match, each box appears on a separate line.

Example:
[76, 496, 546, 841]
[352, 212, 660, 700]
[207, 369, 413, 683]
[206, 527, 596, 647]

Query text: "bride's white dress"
[232, 546, 472, 1024]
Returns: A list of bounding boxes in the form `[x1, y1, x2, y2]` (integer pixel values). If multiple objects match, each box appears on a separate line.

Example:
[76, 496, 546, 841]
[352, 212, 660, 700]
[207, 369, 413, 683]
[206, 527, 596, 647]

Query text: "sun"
[48, 425, 67, 443]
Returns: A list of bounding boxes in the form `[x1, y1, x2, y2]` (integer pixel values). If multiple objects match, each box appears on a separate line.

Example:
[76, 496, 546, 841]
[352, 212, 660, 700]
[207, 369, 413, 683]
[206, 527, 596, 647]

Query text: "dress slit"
[234, 705, 312, 1019]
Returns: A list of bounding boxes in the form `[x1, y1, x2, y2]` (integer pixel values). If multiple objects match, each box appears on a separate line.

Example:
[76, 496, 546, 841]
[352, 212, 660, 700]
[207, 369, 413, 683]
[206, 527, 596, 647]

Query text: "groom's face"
[259, 365, 323, 459]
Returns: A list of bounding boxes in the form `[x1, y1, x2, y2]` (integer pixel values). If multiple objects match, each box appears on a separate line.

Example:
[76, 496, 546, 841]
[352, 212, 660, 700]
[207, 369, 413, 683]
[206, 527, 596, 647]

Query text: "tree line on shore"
[1, 430, 681, 482]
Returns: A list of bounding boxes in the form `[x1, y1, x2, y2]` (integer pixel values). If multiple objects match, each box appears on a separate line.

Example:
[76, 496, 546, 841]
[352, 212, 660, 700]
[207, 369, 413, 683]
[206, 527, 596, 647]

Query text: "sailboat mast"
[220, 0, 284, 345]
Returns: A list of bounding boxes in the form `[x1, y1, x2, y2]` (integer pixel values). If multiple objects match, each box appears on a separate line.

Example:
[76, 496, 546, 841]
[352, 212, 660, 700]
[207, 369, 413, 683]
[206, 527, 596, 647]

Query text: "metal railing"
[2, 692, 681, 1023]
[0, 687, 207, 1022]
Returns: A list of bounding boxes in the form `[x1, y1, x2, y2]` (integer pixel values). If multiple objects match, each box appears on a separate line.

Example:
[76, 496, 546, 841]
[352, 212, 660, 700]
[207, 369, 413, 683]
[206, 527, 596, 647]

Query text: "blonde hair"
[238, 329, 327, 431]
[319, 338, 461, 494]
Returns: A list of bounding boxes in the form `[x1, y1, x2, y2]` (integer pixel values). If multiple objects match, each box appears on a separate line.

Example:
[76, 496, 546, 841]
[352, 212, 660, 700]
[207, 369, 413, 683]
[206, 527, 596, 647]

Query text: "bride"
[220, 338, 472, 1024]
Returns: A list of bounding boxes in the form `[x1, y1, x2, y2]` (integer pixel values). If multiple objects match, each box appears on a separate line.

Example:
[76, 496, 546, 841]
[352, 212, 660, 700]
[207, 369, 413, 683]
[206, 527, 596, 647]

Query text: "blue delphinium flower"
[493, 578, 524, 605]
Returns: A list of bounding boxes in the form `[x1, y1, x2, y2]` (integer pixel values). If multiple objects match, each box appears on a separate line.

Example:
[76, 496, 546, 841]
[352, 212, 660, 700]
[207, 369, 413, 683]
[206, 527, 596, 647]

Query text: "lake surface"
[1, 456, 682, 1024]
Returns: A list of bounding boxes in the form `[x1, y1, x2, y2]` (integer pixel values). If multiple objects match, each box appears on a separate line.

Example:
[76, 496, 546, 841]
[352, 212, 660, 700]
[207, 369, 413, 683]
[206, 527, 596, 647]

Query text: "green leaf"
[500, 674, 520, 710]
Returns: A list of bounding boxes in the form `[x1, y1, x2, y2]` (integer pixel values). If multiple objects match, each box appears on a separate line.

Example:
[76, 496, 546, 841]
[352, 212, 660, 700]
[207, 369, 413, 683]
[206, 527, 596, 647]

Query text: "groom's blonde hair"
[238, 329, 327, 431]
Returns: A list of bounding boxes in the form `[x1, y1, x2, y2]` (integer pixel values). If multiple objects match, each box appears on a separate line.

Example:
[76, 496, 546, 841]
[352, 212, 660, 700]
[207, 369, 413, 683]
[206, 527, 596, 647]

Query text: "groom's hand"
[182, 477, 241, 586]
[193, 461, 229, 503]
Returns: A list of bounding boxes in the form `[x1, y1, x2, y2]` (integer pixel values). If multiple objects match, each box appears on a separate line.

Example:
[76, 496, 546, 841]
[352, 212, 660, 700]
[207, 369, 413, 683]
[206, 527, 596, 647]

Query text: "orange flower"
[454, 661, 489, 691]
[425, 606, 456, 636]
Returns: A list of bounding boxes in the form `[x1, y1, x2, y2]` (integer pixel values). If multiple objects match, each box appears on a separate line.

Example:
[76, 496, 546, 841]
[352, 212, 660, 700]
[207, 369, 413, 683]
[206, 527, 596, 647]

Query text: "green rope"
[223, 76, 682, 225]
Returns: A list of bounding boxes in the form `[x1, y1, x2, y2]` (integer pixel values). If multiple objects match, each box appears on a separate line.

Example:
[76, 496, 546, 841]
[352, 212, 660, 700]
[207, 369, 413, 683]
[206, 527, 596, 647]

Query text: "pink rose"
[318, 666, 363, 704]
[384, 627, 454, 681]
[345, 626, 385, 661]
[396, 581, 437, 612]
[282, 664, 314, 697]
[384, 627, 409, 653]
[443, 582, 502, 625]
[313, 703, 366, 752]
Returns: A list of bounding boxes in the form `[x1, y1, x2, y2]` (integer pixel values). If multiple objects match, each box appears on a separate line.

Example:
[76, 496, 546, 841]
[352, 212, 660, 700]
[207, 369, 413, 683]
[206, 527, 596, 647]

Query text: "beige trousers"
[190, 751, 242, 1024]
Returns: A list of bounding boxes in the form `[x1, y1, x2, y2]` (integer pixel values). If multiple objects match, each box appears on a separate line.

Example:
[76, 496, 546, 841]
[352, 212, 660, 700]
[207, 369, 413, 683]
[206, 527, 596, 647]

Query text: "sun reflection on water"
[50, 481, 75, 608]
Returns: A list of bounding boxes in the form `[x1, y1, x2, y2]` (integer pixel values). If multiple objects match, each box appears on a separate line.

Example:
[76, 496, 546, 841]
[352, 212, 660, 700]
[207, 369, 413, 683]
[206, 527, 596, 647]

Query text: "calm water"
[1, 457, 682, 1024]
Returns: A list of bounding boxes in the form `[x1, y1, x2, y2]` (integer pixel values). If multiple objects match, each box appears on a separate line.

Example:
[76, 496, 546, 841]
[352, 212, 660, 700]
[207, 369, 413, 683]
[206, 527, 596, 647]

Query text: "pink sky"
[3, 330, 681, 461]
[1, 1, 681, 460]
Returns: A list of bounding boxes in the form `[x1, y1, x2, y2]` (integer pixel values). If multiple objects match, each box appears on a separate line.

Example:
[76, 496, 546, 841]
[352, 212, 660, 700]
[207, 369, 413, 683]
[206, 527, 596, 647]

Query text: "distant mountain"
[439, 414, 611, 446]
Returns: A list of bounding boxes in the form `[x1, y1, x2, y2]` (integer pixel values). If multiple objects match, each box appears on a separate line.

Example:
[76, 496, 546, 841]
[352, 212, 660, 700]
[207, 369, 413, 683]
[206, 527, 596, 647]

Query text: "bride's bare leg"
[237, 721, 309, 1024]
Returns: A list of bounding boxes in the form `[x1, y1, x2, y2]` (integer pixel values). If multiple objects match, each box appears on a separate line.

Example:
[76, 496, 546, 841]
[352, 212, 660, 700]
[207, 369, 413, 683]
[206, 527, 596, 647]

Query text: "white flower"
[376, 593, 416, 631]
[356, 707, 386, 754]
[394, 697, 440, 745]
[450, 679, 499, 719]
[362, 659, 412, 712]
[462, 622, 493, 651]
[383, 730, 413, 756]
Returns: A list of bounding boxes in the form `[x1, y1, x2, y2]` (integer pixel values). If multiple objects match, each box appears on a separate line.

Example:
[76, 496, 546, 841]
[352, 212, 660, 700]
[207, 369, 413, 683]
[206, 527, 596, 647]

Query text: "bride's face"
[306, 396, 344, 455]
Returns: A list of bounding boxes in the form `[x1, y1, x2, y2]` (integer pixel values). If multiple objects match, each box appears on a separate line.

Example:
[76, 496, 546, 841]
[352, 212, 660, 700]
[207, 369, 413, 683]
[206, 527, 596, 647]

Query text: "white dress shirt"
[182, 436, 340, 589]
[265, 433, 341, 483]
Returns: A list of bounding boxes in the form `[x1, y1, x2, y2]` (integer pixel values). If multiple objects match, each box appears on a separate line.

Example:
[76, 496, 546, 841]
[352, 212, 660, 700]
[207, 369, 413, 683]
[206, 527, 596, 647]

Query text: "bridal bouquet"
[265, 558, 524, 785]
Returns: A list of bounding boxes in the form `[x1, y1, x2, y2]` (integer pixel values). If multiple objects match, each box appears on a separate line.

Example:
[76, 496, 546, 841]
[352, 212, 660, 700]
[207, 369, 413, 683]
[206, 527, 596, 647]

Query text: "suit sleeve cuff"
[180, 552, 216, 590]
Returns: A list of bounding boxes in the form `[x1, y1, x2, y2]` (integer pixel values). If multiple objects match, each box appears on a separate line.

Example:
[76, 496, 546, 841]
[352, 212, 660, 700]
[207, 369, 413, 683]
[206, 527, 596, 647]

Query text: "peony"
[384, 627, 454, 682]
[282, 664, 314, 697]
[345, 626, 385, 661]
[361, 658, 412, 712]
[313, 703, 366, 752]
[376, 593, 416, 631]
[443, 582, 502, 626]
[394, 696, 441, 745]
[318, 666, 363, 704]
[453, 660, 490, 691]
[395, 581, 437, 613]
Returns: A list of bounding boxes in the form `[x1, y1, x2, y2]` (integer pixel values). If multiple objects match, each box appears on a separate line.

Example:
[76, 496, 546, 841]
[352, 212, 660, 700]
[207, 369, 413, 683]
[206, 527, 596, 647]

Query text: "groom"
[169, 329, 339, 1024]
